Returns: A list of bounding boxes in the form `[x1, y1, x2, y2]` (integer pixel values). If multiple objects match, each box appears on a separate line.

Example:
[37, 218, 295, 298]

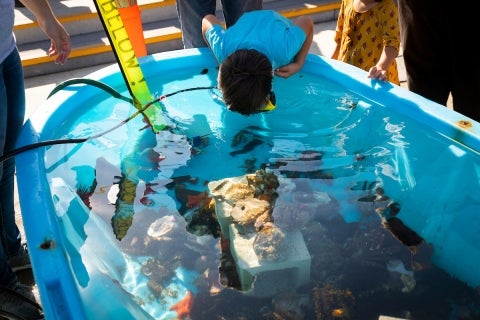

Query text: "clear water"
[44, 68, 480, 319]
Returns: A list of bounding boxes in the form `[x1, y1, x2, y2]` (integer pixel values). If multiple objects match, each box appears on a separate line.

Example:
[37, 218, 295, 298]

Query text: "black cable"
[0, 79, 216, 164]
[0, 138, 86, 163]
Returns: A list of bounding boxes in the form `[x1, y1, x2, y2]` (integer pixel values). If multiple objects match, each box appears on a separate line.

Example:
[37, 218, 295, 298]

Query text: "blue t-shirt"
[204, 10, 306, 69]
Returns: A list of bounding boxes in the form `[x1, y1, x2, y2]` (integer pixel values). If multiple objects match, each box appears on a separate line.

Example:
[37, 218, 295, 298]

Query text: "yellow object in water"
[331, 307, 346, 318]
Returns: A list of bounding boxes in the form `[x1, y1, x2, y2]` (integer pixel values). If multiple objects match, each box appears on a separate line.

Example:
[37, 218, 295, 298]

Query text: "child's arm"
[331, 44, 340, 60]
[275, 16, 314, 78]
[368, 0, 400, 82]
[202, 14, 225, 63]
[367, 45, 398, 82]
[202, 14, 222, 40]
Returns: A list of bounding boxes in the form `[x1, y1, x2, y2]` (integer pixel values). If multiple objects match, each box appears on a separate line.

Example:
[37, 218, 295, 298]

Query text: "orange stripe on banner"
[118, 4, 147, 58]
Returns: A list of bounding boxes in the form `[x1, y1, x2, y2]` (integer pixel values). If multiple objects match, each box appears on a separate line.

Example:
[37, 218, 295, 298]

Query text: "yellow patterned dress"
[334, 0, 400, 85]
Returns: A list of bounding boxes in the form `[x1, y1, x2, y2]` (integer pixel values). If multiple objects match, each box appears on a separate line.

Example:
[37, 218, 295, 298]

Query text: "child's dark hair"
[218, 49, 273, 115]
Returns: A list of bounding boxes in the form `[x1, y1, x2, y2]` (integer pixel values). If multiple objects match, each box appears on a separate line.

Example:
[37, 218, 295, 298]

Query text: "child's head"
[218, 49, 274, 115]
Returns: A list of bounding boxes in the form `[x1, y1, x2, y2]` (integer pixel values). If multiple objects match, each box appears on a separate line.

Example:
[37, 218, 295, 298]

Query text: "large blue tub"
[16, 48, 480, 319]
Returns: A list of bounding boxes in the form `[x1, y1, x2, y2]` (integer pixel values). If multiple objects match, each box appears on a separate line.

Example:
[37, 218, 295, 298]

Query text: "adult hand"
[42, 19, 71, 65]
[20, 0, 71, 65]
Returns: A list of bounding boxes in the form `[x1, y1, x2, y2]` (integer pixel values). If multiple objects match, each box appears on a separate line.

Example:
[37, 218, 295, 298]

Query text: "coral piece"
[224, 183, 256, 201]
[253, 225, 287, 261]
[230, 198, 271, 228]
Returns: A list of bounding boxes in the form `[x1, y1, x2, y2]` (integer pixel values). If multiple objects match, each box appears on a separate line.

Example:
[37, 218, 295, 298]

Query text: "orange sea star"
[186, 192, 210, 208]
[169, 290, 194, 319]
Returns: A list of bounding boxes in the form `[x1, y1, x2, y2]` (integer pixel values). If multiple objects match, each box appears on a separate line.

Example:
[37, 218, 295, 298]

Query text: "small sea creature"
[332, 308, 349, 318]
[312, 284, 355, 319]
[387, 259, 416, 293]
[169, 291, 194, 320]
[186, 191, 210, 208]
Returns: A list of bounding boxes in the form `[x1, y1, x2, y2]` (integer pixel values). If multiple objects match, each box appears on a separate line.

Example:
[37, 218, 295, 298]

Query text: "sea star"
[186, 192, 210, 208]
[169, 291, 194, 319]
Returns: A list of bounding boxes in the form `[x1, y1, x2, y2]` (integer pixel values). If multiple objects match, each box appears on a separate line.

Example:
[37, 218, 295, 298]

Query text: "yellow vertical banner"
[93, 0, 166, 133]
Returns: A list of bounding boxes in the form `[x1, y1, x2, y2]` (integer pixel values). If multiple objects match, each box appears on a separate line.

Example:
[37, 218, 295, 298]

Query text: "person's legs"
[450, 51, 480, 121]
[397, 0, 451, 106]
[449, 8, 480, 122]
[221, 0, 262, 27]
[0, 48, 42, 320]
[0, 48, 26, 275]
[176, 0, 216, 48]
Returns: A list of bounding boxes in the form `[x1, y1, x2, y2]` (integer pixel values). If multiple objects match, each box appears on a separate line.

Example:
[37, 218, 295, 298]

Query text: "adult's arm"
[19, 0, 71, 65]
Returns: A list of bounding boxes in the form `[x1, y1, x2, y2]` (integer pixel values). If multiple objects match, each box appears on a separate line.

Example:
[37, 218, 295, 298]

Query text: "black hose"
[47, 78, 133, 104]
[0, 79, 216, 164]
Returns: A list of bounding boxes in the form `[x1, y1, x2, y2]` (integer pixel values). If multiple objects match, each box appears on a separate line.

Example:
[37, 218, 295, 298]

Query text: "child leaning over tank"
[201, 10, 313, 116]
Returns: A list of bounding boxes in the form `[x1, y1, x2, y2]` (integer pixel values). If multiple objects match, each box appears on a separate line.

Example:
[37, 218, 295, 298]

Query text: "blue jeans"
[176, 0, 262, 48]
[0, 48, 25, 286]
